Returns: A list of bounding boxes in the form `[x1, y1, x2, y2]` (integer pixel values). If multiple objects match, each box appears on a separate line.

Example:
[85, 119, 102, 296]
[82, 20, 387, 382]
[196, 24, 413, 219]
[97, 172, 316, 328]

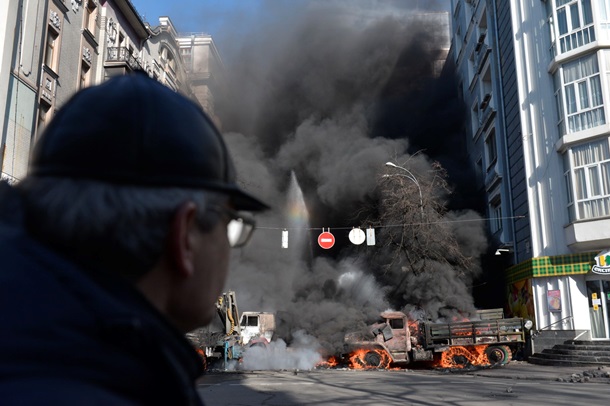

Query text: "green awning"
[506, 252, 597, 284]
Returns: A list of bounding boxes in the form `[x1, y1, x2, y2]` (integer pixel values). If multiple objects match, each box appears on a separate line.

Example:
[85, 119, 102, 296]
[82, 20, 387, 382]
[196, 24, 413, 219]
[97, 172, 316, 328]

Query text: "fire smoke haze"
[209, 0, 487, 361]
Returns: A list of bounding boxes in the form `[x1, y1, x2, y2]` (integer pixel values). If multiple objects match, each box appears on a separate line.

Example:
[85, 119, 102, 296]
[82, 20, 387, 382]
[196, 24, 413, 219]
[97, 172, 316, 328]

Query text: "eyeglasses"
[211, 207, 256, 248]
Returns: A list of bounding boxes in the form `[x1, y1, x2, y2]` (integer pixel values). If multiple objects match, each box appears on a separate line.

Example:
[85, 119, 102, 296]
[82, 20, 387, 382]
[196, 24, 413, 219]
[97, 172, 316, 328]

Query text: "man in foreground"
[0, 72, 268, 405]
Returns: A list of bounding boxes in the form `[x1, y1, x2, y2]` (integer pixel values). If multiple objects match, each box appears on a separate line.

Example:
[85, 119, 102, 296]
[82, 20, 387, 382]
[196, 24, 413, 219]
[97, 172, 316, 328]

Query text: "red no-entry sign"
[318, 229, 335, 249]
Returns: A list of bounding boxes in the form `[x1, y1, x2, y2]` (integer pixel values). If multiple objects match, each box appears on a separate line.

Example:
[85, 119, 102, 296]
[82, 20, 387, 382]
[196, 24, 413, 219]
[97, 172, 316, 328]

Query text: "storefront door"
[586, 280, 610, 339]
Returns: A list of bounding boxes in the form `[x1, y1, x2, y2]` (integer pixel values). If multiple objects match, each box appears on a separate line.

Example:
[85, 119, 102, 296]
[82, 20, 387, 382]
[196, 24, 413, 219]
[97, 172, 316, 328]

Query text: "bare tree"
[368, 156, 478, 317]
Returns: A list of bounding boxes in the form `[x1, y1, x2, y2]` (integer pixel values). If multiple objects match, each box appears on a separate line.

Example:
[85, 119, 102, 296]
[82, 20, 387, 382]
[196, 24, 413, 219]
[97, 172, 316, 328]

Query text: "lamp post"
[384, 161, 424, 218]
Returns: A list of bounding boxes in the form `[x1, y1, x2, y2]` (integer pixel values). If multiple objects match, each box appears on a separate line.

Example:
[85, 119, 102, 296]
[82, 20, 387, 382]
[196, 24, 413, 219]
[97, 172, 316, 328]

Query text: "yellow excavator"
[188, 291, 275, 369]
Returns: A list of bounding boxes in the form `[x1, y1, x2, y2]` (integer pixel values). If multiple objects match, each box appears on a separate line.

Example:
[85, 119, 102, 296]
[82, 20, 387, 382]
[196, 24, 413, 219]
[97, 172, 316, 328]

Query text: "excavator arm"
[216, 291, 242, 337]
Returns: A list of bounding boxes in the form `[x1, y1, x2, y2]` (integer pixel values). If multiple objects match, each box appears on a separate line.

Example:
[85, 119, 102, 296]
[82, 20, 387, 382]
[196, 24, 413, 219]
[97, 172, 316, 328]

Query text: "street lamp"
[384, 161, 424, 218]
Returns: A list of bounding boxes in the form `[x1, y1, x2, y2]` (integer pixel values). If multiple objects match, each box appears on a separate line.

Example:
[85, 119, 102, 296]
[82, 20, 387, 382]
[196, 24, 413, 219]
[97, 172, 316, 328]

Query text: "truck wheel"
[353, 350, 390, 369]
[438, 346, 474, 368]
[485, 345, 511, 365]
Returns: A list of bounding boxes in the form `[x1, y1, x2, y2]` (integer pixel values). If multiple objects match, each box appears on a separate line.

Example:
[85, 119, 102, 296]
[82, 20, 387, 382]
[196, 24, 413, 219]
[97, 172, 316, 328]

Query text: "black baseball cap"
[29, 71, 269, 212]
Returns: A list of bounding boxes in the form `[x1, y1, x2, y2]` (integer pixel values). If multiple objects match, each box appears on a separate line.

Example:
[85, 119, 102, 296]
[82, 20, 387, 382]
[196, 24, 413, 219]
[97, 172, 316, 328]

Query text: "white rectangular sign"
[366, 228, 376, 246]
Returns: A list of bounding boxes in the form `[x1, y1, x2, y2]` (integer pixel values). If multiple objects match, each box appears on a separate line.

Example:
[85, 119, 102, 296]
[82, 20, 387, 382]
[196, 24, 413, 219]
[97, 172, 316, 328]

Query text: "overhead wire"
[255, 215, 528, 231]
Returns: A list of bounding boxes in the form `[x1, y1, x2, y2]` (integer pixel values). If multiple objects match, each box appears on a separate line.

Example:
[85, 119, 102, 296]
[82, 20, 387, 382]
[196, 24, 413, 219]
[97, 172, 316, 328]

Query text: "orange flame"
[348, 348, 391, 369]
[195, 348, 208, 370]
[316, 356, 339, 368]
[433, 345, 496, 369]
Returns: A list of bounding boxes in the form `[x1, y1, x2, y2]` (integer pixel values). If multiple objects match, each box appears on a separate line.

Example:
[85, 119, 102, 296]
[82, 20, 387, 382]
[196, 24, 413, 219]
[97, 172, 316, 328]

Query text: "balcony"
[106, 47, 142, 71]
[565, 216, 610, 251]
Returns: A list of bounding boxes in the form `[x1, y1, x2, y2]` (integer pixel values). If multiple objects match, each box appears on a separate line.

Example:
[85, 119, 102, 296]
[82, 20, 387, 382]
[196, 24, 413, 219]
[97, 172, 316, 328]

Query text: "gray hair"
[17, 177, 226, 280]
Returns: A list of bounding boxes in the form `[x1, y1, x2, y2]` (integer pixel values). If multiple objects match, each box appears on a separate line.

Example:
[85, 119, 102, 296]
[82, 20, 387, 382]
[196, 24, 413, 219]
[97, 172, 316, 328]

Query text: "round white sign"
[348, 228, 366, 245]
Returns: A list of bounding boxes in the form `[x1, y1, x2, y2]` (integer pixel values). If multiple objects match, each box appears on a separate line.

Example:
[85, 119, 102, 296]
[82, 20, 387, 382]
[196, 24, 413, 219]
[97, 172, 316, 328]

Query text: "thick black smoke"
[209, 0, 488, 362]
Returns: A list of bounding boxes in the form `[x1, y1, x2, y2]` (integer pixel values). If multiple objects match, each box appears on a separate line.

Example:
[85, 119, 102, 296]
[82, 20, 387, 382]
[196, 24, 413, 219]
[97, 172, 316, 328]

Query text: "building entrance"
[586, 280, 610, 339]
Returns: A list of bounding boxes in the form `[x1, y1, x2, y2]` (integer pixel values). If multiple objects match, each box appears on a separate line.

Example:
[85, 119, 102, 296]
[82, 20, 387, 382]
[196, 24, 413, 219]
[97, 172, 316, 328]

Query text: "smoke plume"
[206, 0, 488, 368]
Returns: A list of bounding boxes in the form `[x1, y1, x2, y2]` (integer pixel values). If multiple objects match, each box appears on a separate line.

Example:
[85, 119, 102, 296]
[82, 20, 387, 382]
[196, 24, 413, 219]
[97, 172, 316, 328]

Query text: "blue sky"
[130, 0, 451, 42]
[130, 0, 264, 35]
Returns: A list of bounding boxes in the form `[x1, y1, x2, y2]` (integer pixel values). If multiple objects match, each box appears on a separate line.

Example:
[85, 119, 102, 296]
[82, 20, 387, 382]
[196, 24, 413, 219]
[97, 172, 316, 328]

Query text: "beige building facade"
[1, 0, 223, 185]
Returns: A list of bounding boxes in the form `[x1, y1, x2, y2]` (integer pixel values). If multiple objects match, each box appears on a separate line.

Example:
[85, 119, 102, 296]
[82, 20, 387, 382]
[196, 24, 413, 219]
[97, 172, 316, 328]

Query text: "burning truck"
[340, 309, 533, 369]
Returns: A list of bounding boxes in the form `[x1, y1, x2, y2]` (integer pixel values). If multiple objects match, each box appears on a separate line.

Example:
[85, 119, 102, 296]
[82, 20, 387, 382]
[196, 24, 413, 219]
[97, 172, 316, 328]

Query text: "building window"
[80, 61, 91, 89]
[555, 0, 595, 54]
[455, 23, 462, 57]
[84, 0, 97, 34]
[600, 0, 610, 40]
[475, 157, 483, 183]
[485, 128, 497, 169]
[564, 152, 576, 221]
[180, 47, 192, 72]
[567, 138, 610, 220]
[481, 69, 492, 108]
[559, 53, 605, 134]
[45, 28, 59, 72]
[468, 51, 475, 88]
[554, 72, 566, 136]
[490, 200, 502, 234]
[37, 100, 52, 137]
[471, 100, 479, 136]
[161, 47, 176, 73]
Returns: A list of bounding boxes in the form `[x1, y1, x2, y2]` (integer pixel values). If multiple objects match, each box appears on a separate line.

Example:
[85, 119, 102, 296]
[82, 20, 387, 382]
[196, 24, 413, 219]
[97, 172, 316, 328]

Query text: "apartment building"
[1, 0, 222, 186]
[451, 0, 610, 348]
[175, 31, 224, 128]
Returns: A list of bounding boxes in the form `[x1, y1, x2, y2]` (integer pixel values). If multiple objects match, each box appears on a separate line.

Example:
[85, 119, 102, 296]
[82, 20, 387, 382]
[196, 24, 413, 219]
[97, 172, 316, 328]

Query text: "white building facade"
[451, 0, 610, 349]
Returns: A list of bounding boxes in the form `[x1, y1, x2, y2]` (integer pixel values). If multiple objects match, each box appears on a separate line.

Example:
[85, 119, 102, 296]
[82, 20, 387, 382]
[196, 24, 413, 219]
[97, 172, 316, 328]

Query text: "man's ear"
[167, 201, 199, 278]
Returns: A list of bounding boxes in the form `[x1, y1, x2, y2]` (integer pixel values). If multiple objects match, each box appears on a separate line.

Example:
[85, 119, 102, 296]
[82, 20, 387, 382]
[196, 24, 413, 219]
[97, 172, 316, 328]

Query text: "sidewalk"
[458, 360, 610, 383]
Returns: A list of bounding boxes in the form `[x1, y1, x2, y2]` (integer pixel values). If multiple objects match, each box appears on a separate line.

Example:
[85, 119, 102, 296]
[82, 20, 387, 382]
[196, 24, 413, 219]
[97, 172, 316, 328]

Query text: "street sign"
[318, 229, 335, 249]
[366, 227, 376, 246]
[349, 228, 365, 245]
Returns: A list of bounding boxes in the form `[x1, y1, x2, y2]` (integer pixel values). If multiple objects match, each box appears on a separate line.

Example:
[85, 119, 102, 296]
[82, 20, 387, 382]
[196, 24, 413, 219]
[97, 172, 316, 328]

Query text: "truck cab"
[240, 311, 276, 345]
[344, 311, 412, 367]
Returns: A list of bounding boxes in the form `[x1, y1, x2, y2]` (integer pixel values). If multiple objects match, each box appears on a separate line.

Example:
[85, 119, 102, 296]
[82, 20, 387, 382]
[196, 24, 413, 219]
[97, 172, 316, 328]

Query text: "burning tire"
[351, 349, 390, 369]
[485, 345, 512, 365]
[438, 346, 475, 368]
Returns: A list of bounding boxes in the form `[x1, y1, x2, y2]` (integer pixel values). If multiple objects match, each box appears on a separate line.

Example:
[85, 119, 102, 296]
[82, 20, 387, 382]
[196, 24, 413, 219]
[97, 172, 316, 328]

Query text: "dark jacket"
[0, 182, 205, 405]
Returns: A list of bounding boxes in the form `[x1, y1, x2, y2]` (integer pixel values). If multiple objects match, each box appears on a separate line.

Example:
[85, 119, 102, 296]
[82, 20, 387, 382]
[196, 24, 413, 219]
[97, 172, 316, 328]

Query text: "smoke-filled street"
[196, 0, 498, 370]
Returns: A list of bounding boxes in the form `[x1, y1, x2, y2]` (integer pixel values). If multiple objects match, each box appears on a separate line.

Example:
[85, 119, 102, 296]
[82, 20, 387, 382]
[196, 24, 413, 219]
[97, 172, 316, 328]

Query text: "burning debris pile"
[202, 0, 494, 370]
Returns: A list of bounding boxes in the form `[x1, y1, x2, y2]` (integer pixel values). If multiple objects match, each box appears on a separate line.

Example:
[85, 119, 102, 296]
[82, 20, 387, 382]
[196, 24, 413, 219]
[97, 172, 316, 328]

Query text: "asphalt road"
[197, 363, 610, 405]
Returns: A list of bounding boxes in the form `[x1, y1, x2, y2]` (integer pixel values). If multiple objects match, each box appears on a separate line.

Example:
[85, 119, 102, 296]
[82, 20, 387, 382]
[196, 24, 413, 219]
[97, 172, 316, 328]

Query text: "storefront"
[504, 251, 610, 341]
[587, 251, 610, 339]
